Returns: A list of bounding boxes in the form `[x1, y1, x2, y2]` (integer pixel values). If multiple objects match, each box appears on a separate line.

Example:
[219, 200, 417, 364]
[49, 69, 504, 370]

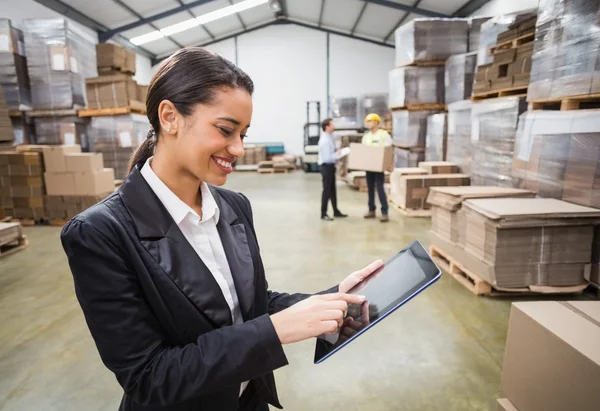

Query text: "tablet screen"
[314, 241, 440, 363]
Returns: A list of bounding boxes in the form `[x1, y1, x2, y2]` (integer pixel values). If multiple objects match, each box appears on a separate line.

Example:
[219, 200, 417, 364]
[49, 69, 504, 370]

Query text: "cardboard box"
[64, 153, 103, 173]
[86, 74, 138, 108]
[347, 143, 393, 172]
[418, 161, 459, 174]
[74, 168, 115, 195]
[497, 28, 519, 42]
[96, 43, 126, 70]
[2, 175, 43, 187]
[45, 172, 77, 196]
[0, 151, 41, 166]
[0, 25, 25, 56]
[497, 398, 518, 411]
[391, 173, 470, 210]
[13, 196, 44, 208]
[494, 49, 516, 65]
[501, 301, 600, 411]
[49, 45, 78, 73]
[124, 48, 136, 74]
[137, 84, 148, 102]
[0, 164, 42, 176]
[42, 145, 82, 173]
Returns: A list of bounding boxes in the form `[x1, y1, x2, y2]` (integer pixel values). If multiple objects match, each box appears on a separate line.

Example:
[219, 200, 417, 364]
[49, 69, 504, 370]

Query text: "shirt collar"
[140, 157, 220, 225]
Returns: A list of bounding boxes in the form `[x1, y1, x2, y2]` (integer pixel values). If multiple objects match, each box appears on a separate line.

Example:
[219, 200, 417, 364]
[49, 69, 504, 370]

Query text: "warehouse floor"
[1, 172, 523, 411]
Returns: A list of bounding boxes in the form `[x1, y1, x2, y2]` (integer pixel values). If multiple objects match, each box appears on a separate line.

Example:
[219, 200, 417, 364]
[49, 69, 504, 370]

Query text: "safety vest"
[362, 129, 391, 147]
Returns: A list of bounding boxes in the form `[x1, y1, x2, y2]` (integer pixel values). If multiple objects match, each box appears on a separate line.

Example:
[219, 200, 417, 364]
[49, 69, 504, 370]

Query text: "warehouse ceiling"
[35, 0, 491, 63]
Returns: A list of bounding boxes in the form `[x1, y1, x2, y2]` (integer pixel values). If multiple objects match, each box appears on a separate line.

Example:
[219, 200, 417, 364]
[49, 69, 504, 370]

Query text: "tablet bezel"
[314, 240, 441, 364]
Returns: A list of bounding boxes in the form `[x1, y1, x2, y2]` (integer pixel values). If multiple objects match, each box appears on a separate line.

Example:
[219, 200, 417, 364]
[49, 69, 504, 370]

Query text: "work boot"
[364, 211, 376, 219]
[380, 214, 389, 223]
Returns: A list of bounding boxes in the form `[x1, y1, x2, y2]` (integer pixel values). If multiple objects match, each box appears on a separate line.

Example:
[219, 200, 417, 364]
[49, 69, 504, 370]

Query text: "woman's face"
[175, 87, 252, 186]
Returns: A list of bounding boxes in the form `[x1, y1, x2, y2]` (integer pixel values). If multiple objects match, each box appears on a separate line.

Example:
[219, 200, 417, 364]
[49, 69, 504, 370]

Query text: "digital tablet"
[314, 240, 441, 364]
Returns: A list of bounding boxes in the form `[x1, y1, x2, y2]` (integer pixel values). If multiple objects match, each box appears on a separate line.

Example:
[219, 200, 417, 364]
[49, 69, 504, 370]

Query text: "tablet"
[314, 240, 441, 364]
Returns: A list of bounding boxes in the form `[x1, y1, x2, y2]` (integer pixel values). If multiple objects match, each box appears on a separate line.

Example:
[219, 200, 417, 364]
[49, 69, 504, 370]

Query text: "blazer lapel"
[211, 187, 255, 321]
[119, 166, 233, 328]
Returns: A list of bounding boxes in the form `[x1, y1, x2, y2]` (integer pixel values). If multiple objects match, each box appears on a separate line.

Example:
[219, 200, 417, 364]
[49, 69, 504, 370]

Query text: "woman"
[61, 47, 382, 411]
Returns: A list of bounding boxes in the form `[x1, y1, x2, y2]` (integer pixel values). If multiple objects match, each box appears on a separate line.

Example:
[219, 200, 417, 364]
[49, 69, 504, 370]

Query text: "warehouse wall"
[161, 24, 394, 155]
[3, 0, 155, 84]
[471, 0, 539, 16]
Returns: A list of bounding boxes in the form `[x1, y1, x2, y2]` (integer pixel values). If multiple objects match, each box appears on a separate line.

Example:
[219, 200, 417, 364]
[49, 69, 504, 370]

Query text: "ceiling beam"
[111, 0, 185, 49]
[351, 2, 368, 36]
[33, 0, 156, 59]
[152, 19, 282, 66]
[152, 18, 394, 66]
[228, 0, 247, 30]
[360, 0, 449, 18]
[383, 0, 422, 42]
[453, 0, 493, 17]
[99, 0, 216, 42]
[318, 0, 326, 27]
[174, 0, 215, 40]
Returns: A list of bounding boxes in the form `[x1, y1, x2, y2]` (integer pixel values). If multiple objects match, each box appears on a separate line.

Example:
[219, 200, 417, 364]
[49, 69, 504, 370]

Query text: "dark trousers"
[366, 171, 388, 215]
[320, 163, 338, 216]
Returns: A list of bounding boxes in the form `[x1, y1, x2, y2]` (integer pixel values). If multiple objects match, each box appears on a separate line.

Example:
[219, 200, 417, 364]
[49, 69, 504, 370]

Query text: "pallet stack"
[390, 18, 470, 168]
[429, 196, 598, 295]
[0, 221, 28, 258]
[0, 86, 13, 148]
[0, 149, 45, 221]
[389, 161, 469, 217]
[234, 145, 266, 171]
[472, 14, 537, 101]
[0, 19, 31, 111]
[424, 113, 447, 161]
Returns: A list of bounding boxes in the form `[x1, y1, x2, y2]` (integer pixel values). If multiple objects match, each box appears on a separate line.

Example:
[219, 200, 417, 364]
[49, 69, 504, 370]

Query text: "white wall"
[3, 0, 155, 84]
[471, 0, 540, 16]
[152, 25, 395, 155]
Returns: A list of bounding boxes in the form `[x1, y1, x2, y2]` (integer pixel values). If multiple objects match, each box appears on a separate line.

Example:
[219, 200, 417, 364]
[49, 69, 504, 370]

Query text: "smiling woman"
[60, 47, 381, 411]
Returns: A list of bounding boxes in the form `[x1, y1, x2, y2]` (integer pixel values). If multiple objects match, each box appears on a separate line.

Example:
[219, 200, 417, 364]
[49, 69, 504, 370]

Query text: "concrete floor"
[1, 171, 520, 411]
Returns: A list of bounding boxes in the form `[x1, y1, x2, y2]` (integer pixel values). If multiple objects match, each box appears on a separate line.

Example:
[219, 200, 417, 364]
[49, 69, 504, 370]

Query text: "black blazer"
[61, 164, 336, 411]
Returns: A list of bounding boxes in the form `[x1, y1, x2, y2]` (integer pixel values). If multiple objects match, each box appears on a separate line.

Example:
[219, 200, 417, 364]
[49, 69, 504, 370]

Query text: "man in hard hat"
[362, 113, 392, 222]
[318, 118, 347, 221]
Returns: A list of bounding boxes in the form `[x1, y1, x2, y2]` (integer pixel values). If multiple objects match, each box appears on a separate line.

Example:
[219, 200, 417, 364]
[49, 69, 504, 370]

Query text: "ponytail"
[128, 129, 157, 172]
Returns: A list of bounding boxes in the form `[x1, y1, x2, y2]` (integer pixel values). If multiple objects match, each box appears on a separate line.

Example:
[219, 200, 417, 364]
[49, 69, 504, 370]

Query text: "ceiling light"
[129, 0, 269, 46]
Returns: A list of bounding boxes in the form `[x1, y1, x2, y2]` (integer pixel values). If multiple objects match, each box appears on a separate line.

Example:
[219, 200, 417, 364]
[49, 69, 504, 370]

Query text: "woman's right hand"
[270, 293, 366, 345]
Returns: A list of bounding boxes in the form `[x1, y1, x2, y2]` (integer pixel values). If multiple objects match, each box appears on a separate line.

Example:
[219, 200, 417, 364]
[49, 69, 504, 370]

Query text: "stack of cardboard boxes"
[445, 100, 472, 174]
[234, 145, 266, 168]
[389, 161, 469, 212]
[498, 301, 600, 411]
[445, 53, 477, 104]
[0, 86, 13, 147]
[0, 150, 45, 220]
[0, 19, 31, 110]
[85, 44, 147, 111]
[43, 145, 114, 219]
[473, 15, 536, 95]
[425, 113, 447, 161]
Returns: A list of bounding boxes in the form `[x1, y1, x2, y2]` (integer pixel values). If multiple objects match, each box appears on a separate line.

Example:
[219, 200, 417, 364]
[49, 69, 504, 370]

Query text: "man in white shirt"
[317, 118, 347, 221]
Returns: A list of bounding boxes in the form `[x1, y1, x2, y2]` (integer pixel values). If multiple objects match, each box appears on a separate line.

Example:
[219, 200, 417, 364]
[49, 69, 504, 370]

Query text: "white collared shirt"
[140, 157, 248, 395]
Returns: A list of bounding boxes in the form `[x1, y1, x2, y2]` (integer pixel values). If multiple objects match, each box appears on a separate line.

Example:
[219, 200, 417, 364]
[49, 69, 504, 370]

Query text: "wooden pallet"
[78, 100, 146, 117]
[430, 244, 588, 297]
[25, 108, 81, 117]
[529, 92, 600, 111]
[489, 31, 535, 54]
[392, 144, 426, 153]
[98, 66, 135, 75]
[6, 217, 67, 227]
[391, 103, 446, 112]
[257, 168, 289, 174]
[389, 200, 432, 218]
[472, 86, 528, 101]
[0, 235, 29, 259]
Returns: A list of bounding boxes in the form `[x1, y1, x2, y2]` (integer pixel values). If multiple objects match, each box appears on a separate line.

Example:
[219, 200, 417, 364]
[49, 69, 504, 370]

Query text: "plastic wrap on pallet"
[330, 96, 359, 128]
[358, 93, 389, 124]
[0, 20, 31, 109]
[446, 99, 472, 174]
[528, 0, 600, 100]
[87, 114, 150, 179]
[23, 18, 97, 110]
[471, 96, 527, 187]
[0, 85, 13, 144]
[394, 147, 425, 168]
[388, 66, 445, 108]
[392, 110, 440, 148]
[445, 53, 477, 104]
[468, 17, 491, 52]
[477, 16, 517, 66]
[33, 116, 89, 148]
[394, 19, 469, 67]
[512, 110, 600, 208]
[425, 113, 448, 161]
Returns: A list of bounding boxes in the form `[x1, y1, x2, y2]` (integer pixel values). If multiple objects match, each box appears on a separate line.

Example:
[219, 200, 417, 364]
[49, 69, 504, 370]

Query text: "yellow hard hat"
[365, 113, 382, 123]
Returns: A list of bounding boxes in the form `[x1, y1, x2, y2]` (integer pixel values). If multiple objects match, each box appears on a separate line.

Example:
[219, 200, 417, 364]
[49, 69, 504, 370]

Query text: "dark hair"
[321, 118, 333, 132]
[129, 47, 254, 172]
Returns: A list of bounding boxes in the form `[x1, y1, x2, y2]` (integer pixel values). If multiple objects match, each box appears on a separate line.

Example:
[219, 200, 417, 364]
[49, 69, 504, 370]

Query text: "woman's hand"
[339, 260, 384, 294]
[270, 293, 366, 345]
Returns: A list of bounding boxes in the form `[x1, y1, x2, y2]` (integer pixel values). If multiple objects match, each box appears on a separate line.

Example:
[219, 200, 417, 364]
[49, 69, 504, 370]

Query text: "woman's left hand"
[339, 260, 384, 294]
